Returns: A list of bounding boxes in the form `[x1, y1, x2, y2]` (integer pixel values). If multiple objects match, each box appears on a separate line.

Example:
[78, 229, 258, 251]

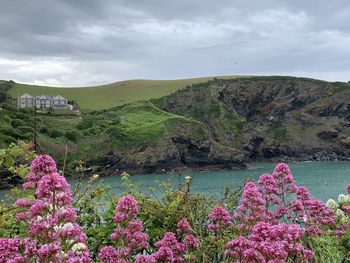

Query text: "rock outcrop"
[154, 76, 350, 162]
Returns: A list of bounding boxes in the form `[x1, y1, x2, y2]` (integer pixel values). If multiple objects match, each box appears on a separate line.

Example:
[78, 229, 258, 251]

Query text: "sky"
[0, 0, 350, 86]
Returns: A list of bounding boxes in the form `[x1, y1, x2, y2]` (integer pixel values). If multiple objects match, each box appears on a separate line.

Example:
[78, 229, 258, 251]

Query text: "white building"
[18, 94, 68, 109]
[18, 93, 34, 108]
[52, 95, 67, 109]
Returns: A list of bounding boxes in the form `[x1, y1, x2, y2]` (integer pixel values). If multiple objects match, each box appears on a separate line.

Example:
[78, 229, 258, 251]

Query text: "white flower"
[56, 192, 65, 198]
[338, 194, 347, 204]
[326, 199, 338, 210]
[184, 176, 192, 183]
[62, 222, 73, 229]
[54, 224, 62, 232]
[92, 174, 99, 179]
[302, 214, 308, 223]
[336, 209, 345, 218]
[54, 222, 73, 232]
[71, 242, 87, 255]
[36, 215, 44, 221]
[345, 195, 350, 203]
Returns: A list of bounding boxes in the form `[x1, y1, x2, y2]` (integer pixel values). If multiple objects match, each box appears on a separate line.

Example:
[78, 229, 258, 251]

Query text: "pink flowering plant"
[224, 163, 339, 262]
[99, 195, 149, 263]
[99, 194, 200, 263]
[148, 218, 199, 263]
[2, 148, 350, 262]
[2, 154, 91, 262]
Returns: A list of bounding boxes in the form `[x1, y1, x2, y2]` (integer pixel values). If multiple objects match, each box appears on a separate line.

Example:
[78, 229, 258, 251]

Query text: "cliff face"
[154, 77, 350, 162]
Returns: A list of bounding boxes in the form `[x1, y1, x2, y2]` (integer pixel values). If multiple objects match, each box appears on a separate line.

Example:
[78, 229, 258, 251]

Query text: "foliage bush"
[49, 128, 64, 139]
[65, 130, 80, 142]
[0, 124, 21, 138]
[16, 126, 33, 134]
[39, 126, 49, 134]
[77, 117, 94, 130]
[10, 119, 26, 128]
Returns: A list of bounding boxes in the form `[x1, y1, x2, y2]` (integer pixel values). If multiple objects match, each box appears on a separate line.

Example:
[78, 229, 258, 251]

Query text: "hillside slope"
[154, 76, 350, 161]
[2, 75, 350, 188]
[6, 76, 243, 110]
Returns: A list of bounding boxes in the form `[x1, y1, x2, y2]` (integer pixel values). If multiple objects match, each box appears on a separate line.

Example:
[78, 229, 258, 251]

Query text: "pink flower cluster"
[233, 163, 335, 233]
[99, 195, 149, 263]
[23, 154, 57, 190]
[208, 206, 233, 231]
[151, 218, 199, 263]
[99, 195, 199, 263]
[0, 238, 37, 262]
[223, 163, 337, 262]
[10, 155, 91, 262]
[225, 222, 312, 262]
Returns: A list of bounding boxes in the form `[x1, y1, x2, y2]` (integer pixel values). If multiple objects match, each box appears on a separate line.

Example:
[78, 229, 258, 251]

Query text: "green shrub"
[308, 234, 346, 263]
[77, 117, 94, 130]
[64, 130, 80, 142]
[16, 126, 33, 134]
[39, 126, 49, 134]
[270, 122, 288, 142]
[49, 129, 64, 139]
[0, 124, 20, 138]
[0, 134, 16, 147]
[10, 119, 25, 128]
[104, 126, 123, 139]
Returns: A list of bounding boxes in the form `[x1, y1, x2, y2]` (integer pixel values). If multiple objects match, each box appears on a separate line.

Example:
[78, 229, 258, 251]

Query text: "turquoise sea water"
[1, 162, 350, 202]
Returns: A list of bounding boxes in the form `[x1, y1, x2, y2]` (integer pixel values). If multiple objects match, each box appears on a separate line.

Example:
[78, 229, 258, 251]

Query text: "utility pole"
[33, 104, 38, 152]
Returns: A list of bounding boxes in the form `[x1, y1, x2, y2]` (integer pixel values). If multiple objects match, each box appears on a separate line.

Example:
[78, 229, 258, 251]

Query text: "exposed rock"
[243, 136, 264, 158]
[317, 129, 339, 140]
[0, 169, 23, 189]
[340, 137, 350, 148]
[155, 76, 350, 163]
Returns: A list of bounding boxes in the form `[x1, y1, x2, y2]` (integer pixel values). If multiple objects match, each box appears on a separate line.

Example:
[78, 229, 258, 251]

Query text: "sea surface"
[1, 162, 350, 202]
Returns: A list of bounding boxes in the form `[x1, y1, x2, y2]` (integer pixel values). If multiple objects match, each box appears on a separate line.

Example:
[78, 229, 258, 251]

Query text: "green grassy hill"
[7, 76, 243, 111]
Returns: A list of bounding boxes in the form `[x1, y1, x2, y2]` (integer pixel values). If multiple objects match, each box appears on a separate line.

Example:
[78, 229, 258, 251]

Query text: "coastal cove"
[1, 161, 350, 202]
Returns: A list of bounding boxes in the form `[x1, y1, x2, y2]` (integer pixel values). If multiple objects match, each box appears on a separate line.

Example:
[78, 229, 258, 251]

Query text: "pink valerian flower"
[291, 186, 336, 233]
[24, 154, 57, 190]
[236, 164, 335, 233]
[226, 163, 338, 262]
[233, 182, 270, 230]
[208, 206, 233, 231]
[98, 246, 128, 263]
[0, 238, 27, 262]
[343, 205, 350, 213]
[176, 218, 193, 235]
[113, 195, 140, 223]
[134, 254, 156, 263]
[13, 155, 90, 262]
[0, 238, 37, 263]
[99, 195, 149, 263]
[30, 154, 57, 174]
[154, 232, 183, 262]
[153, 219, 199, 263]
[225, 222, 312, 262]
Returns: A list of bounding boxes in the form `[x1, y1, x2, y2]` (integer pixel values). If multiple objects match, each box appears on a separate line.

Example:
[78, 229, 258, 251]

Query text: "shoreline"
[2, 152, 350, 190]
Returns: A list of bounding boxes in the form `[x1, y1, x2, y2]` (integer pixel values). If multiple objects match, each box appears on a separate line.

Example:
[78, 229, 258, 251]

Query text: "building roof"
[19, 93, 33, 99]
[53, 95, 66, 100]
[18, 94, 66, 100]
[35, 95, 52, 100]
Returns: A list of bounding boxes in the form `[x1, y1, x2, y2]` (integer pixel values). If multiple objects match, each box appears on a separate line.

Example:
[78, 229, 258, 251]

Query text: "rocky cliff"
[153, 76, 350, 162]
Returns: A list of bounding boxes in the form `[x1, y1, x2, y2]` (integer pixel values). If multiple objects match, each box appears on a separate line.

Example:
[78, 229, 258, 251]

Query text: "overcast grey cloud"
[0, 0, 349, 86]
